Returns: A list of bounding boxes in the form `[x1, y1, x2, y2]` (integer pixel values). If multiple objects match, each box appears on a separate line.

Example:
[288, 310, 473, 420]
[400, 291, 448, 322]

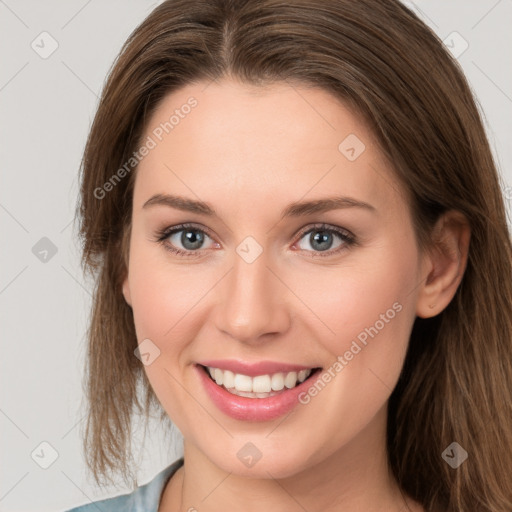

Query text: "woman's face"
[122, 78, 427, 478]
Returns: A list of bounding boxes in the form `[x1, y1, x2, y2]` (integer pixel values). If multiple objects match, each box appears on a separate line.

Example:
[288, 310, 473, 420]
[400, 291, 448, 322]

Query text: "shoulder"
[64, 457, 184, 512]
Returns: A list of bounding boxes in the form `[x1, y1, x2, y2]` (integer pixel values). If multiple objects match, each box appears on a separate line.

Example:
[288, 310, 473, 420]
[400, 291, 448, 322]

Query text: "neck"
[160, 405, 422, 512]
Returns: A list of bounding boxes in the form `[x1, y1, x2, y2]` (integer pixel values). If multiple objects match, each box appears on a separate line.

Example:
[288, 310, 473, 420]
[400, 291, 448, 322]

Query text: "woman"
[66, 0, 512, 511]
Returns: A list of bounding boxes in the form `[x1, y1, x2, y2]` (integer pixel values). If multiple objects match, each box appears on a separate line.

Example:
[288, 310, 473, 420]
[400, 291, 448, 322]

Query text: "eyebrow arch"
[142, 193, 376, 218]
[143, 193, 214, 215]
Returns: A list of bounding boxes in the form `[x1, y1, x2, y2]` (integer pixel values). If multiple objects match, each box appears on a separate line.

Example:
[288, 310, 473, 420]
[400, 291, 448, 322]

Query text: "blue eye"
[156, 224, 215, 257]
[295, 224, 355, 257]
[154, 222, 356, 258]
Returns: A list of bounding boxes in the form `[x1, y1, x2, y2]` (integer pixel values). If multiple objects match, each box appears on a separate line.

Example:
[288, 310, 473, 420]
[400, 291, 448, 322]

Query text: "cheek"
[126, 246, 210, 434]
[298, 240, 419, 372]
[127, 233, 207, 341]
[286, 245, 419, 452]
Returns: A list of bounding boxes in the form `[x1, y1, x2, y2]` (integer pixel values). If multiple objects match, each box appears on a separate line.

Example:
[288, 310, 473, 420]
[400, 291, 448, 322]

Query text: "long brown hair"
[76, 1, 512, 510]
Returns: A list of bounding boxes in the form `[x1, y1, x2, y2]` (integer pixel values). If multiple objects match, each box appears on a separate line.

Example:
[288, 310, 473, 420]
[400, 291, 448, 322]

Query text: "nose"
[213, 248, 291, 345]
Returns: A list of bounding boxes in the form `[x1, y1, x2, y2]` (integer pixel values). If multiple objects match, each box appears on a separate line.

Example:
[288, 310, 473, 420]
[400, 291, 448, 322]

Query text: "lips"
[194, 360, 323, 421]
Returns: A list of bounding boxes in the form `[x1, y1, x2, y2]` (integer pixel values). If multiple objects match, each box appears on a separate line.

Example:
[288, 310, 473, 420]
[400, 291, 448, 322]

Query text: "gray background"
[1, 1, 511, 511]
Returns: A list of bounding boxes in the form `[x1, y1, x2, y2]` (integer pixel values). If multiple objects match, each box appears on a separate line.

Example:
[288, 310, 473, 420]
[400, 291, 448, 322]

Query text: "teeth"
[253, 374, 271, 393]
[234, 373, 252, 392]
[223, 370, 235, 389]
[205, 366, 313, 394]
[271, 372, 285, 391]
[284, 371, 298, 389]
[298, 369, 308, 382]
[214, 368, 223, 386]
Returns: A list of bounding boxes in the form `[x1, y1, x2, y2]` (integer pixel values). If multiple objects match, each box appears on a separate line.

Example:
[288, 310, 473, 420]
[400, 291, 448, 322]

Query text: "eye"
[155, 223, 217, 257]
[154, 222, 356, 258]
[294, 224, 355, 257]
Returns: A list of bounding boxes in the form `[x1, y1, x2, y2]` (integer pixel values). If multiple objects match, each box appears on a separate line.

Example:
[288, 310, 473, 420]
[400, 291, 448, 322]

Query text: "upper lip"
[197, 359, 320, 377]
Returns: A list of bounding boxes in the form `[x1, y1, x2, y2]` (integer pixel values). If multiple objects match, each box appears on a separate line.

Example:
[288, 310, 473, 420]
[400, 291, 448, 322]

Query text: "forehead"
[132, 79, 406, 218]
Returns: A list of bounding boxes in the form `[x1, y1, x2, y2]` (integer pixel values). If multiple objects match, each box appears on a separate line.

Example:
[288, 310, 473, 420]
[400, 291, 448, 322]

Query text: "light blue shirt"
[65, 457, 184, 512]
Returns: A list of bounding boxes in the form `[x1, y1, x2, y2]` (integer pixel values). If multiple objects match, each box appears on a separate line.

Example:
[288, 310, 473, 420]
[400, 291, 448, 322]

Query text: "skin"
[122, 78, 470, 512]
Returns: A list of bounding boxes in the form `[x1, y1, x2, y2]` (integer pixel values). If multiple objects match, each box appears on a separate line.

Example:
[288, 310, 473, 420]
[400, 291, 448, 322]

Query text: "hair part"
[76, 1, 512, 509]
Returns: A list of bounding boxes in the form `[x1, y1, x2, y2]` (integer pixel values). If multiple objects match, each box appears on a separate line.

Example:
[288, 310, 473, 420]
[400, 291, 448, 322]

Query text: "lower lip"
[195, 364, 322, 421]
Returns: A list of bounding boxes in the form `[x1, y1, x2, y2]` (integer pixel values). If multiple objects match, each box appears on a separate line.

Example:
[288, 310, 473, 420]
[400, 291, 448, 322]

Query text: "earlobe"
[122, 275, 132, 307]
[416, 211, 470, 318]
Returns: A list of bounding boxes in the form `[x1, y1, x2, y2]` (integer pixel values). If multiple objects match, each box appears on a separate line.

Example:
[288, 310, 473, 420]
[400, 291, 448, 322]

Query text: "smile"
[203, 365, 315, 398]
[195, 361, 323, 421]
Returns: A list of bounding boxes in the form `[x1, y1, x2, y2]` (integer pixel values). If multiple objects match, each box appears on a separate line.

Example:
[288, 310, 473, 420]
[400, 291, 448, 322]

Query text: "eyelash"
[153, 222, 356, 259]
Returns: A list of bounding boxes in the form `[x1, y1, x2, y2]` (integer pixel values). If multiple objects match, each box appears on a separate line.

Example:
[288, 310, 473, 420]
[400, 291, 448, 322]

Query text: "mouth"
[198, 364, 323, 399]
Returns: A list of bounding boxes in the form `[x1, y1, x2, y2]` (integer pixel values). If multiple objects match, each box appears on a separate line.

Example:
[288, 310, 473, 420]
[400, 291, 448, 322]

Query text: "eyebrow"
[142, 193, 376, 218]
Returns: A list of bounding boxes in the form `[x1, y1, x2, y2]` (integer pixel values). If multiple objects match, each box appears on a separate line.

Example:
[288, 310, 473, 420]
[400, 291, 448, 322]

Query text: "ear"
[416, 210, 470, 318]
[122, 274, 132, 307]
[120, 224, 132, 307]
